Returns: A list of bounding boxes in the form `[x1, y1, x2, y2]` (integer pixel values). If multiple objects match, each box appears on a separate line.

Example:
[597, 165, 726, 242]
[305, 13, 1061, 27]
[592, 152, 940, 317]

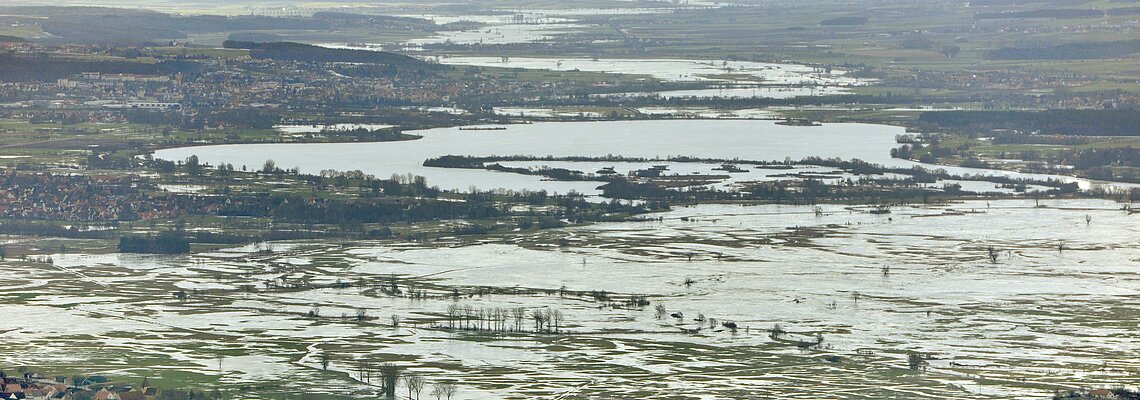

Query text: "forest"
[0, 53, 201, 82]
[119, 233, 192, 254]
[987, 40, 1140, 60]
[223, 41, 432, 68]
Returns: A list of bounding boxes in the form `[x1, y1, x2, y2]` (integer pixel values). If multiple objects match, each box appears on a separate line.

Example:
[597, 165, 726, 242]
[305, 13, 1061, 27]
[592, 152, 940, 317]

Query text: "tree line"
[0, 53, 201, 82]
[987, 39, 1140, 60]
[223, 41, 431, 68]
[916, 110, 1140, 136]
[440, 304, 567, 334]
[975, 9, 1104, 20]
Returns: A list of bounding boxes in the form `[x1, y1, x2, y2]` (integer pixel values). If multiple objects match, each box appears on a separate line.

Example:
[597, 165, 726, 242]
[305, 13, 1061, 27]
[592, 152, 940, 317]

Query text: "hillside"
[223, 41, 432, 68]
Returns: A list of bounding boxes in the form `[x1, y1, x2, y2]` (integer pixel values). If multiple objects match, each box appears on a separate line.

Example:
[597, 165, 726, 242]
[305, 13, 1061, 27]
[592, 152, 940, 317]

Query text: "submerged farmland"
[3, 199, 1136, 399]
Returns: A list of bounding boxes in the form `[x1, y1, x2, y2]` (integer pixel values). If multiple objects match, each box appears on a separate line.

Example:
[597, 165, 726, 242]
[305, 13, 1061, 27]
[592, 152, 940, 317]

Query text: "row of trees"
[916, 110, 1140, 137]
[988, 39, 1140, 60]
[118, 232, 191, 254]
[442, 304, 566, 333]
[343, 360, 457, 399]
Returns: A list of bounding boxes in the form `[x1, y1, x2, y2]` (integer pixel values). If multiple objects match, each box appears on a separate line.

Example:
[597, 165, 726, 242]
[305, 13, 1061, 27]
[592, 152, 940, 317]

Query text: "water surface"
[157, 120, 903, 194]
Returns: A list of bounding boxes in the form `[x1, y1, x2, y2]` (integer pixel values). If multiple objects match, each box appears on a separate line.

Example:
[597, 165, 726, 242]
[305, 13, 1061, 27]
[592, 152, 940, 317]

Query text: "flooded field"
[596, 85, 852, 99]
[3, 199, 1137, 398]
[273, 123, 395, 134]
[435, 56, 864, 85]
[324, 5, 696, 49]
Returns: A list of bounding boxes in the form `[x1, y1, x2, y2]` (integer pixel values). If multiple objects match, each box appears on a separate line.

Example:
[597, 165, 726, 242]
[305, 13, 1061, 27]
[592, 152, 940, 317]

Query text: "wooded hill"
[0, 6, 444, 44]
[223, 41, 433, 68]
[0, 53, 201, 82]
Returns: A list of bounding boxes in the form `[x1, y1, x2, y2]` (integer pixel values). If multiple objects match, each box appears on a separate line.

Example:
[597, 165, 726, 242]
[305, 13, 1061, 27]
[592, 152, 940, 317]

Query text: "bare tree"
[356, 359, 370, 383]
[499, 308, 509, 332]
[378, 363, 401, 398]
[404, 374, 425, 400]
[907, 351, 928, 371]
[431, 381, 457, 400]
[769, 324, 786, 339]
[532, 309, 547, 332]
[986, 245, 1000, 263]
[391, 314, 401, 329]
[551, 309, 564, 333]
[462, 305, 475, 330]
[489, 308, 501, 332]
[446, 304, 460, 329]
[512, 307, 526, 332]
[319, 352, 330, 371]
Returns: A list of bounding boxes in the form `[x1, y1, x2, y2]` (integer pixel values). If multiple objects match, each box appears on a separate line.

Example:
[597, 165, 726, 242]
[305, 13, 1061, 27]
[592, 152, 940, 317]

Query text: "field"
[3, 199, 1137, 398]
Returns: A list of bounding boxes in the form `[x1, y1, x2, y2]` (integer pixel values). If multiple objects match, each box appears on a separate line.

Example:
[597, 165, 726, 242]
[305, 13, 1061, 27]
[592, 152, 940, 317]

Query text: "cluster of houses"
[0, 173, 220, 222]
[0, 43, 580, 116]
[1, 373, 157, 400]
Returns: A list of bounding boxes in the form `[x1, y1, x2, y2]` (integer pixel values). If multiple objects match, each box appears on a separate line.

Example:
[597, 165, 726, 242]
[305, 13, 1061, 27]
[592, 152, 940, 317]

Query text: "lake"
[156, 119, 1127, 196]
[156, 120, 904, 195]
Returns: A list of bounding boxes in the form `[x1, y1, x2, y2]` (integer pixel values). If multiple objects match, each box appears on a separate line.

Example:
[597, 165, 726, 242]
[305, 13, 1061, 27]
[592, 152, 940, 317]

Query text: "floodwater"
[155, 119, 1128, 196]
[409, 23, 588, 46]
[20, 15, 1140, 397]
[595, 85, 851, 99]
[156, 120, 903, 195]
[333, 6, 692, 48]
[273, 123, 395, 134]
[3, 199, 1137, 398]
[435, 56, 866, 85]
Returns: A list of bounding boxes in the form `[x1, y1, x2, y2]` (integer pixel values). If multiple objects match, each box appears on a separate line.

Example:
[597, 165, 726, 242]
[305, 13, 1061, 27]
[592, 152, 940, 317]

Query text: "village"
[0, 41, 623, 119]
[1, 371, 172, 400]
